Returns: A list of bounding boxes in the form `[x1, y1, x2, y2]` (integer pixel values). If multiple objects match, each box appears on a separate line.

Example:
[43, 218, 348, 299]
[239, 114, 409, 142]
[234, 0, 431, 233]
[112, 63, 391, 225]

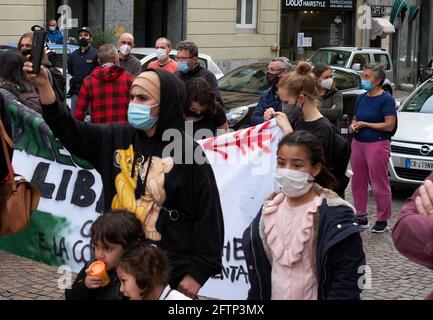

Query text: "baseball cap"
[78, 26, 92, 36]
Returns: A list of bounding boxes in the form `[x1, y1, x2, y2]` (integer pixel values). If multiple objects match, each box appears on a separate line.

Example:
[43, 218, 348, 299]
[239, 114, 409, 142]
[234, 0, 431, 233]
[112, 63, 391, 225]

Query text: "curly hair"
[185, 77, 217, 114]
[119, 243, 170, 299]
[176, 40, 199, 57]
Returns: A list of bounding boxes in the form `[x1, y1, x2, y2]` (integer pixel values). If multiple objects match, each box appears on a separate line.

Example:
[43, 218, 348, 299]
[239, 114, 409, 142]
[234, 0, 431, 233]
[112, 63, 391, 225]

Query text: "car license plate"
[405, 159, 433, 170]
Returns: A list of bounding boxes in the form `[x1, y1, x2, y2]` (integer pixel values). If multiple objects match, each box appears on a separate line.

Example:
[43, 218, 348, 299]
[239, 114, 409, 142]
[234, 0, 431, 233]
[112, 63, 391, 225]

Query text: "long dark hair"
[0, 50, 31, 91]
[277, 130, 337, 190]
[184, 77, 217, 115]
[312, 63, 336, 91]
[90, 210, 146, 250]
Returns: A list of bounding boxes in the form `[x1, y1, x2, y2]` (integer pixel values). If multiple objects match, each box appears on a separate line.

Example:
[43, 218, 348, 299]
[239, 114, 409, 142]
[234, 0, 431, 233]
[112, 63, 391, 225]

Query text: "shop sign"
[303, 37, 312, 47]
[297, 32, 305, 47]
[283, 0, 355, 10]
[371, 5, 386, 17]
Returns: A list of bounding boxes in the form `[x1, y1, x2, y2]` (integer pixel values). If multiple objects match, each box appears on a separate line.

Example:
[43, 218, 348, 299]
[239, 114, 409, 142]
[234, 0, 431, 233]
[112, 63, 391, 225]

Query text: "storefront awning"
[371, 17, 395, 40]
[390, 0, 408, 25]
[409, 5, 420, 23]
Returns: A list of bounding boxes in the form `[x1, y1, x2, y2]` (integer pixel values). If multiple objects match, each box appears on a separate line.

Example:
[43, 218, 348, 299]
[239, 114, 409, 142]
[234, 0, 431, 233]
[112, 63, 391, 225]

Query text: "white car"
[131, 48, 224, 80]
[389, 78, 433, 186]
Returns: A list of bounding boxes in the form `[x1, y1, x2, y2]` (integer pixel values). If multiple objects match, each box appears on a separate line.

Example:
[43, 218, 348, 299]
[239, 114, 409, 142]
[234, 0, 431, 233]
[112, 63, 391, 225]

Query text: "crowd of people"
[1, 21, 433, 301]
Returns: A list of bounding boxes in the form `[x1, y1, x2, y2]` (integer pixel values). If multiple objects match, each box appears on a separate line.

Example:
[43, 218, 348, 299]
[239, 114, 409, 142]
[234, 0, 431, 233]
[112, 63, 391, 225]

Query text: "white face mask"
[119, 44, 131, 56]
[274, 168, 314, 198]
[49, 26, 56, 32]
[320, 78, 333, 90]
[156, 48, 168, 61]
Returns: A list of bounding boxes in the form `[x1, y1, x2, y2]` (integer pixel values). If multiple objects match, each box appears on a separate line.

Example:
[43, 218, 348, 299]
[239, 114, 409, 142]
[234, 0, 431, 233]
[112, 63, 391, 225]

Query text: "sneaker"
[371, 221, 390, 233]
[357, 218, 370, 229]
[356, 213, 370, 229]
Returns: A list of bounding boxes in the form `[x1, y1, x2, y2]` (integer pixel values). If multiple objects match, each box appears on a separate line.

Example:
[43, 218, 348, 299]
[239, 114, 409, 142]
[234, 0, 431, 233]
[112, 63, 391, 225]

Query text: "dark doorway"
[46, 0, 88, 39]
[134, 0, 168, 47]
[419, 0, 431, 69]
[280, 11, 355, 61]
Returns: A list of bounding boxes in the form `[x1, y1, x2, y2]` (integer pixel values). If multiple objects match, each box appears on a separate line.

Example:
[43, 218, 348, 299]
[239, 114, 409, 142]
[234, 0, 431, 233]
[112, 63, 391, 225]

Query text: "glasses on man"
[176, 55, 194, 62]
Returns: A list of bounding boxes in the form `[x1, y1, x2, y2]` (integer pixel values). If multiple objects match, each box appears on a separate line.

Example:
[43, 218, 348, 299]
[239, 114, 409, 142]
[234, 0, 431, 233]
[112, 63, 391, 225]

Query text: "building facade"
[280, 0, 357, 60]
[0, 0, 45, 44]
[186, 0, 280, 73]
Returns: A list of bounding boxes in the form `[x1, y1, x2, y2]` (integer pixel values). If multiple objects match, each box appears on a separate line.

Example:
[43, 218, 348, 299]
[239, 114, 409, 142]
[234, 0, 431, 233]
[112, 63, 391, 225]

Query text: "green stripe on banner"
[0, 210, 70, 266]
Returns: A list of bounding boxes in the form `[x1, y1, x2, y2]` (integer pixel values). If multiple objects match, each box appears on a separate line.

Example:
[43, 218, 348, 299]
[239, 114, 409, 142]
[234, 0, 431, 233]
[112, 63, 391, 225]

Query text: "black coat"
[242, 189, 365, 300]
[67, 46, 98, 96]
[65, 262, 124, 300]
[174, 65, 223, 106]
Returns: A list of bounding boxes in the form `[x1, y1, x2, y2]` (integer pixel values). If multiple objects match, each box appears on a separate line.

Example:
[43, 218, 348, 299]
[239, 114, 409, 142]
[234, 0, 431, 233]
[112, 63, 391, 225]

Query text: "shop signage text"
[284, 0, 354, 10]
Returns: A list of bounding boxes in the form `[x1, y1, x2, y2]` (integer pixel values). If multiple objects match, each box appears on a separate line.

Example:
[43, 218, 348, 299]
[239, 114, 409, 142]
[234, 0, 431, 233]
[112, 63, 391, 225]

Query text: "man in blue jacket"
[250, 57, 292, 125]
[46, 19, 64, 44]
[68, 26, 98, 112]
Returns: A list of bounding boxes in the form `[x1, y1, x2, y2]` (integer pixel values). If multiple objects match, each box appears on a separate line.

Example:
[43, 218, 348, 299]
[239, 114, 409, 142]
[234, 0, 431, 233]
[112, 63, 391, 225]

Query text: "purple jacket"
[392, 172, 433, 300]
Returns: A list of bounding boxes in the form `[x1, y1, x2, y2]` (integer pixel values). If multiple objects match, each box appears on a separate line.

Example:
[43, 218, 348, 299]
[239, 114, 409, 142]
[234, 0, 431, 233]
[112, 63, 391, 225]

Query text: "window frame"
[236, 0, 257, 29]
[374, 54, 391, 71]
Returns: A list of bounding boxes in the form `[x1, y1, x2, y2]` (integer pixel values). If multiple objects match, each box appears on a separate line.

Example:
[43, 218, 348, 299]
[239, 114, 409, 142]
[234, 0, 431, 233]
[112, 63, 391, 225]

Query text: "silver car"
[389, 78, 433, 186]
[309, 47, 395, 95]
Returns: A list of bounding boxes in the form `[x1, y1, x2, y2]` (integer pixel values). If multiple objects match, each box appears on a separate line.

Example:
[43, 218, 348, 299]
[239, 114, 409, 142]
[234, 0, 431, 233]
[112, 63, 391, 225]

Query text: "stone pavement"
[347, 185, 433, 300]
[1, 185, 432, 300]
[0, 250, 69, 300]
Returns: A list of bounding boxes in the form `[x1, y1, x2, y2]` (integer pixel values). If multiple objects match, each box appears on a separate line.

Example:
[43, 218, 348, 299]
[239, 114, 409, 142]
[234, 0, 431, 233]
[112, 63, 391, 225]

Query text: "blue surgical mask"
[361, 80, 374, 91]
[127, 103, 158, 131]
[178, 62, 189, 73]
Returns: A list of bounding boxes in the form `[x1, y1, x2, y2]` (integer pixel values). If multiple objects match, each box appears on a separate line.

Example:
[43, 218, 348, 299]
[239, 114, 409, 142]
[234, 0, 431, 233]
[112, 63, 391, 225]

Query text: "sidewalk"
[0, 250, 71, 300]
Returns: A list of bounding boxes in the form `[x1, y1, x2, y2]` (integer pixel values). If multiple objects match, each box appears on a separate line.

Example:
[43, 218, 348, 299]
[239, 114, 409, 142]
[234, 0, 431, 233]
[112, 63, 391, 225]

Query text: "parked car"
[219, 61, 365, 130]
[46, 43, 80, 69]
[0, 45, 16, 53]
[388, 78, 433, 186]
[131, 48, 224, 79]
[309, 47, 395, 95]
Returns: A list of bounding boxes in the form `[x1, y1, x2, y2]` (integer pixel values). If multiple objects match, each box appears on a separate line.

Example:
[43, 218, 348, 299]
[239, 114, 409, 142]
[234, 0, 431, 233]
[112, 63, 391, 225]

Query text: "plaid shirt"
[74, 65, 135, 124]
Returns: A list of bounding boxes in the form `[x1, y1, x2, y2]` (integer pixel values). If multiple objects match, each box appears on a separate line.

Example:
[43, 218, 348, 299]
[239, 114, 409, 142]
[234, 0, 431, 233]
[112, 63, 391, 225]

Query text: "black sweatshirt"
[42, 69, 224, 288]
[65, 262, 123, 300]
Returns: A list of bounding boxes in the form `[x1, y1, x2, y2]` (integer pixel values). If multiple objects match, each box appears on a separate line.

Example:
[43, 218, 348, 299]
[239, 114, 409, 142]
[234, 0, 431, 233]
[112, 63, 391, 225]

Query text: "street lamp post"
[61, 0, 69, 96]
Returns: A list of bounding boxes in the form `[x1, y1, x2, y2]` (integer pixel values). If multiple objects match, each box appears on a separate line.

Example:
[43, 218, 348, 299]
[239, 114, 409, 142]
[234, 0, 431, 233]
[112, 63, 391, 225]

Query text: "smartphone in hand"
[30, 29, 46, 74]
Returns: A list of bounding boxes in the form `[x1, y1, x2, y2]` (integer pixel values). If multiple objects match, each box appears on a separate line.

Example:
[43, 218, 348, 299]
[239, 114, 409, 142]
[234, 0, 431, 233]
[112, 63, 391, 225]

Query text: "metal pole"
[62, 0, 68, 96]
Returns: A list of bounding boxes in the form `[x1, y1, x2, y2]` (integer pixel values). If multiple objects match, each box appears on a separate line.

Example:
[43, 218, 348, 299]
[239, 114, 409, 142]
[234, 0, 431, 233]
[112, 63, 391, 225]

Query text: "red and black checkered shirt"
[73, 65, 135, 124]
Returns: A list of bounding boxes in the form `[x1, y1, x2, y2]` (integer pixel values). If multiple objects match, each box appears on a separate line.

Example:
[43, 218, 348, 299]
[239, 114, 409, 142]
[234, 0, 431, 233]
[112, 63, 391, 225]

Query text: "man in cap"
[68, 26, 98, 111]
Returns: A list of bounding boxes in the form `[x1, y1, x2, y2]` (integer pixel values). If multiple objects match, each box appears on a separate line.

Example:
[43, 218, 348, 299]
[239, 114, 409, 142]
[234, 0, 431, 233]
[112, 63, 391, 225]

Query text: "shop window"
[236, 0, 257, 29]
[374, 54, 391, 70]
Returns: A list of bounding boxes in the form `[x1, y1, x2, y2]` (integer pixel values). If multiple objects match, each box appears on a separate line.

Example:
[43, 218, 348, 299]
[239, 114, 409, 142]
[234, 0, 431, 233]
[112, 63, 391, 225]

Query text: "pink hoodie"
[392, 172, 433, 300]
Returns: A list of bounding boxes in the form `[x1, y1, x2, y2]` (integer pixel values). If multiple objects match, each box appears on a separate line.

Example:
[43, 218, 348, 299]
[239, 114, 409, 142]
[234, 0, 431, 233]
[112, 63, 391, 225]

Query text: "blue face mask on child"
[177, 62, 189, 73]
[361, 80, 374, 91]
[127, 103, 158, 131]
